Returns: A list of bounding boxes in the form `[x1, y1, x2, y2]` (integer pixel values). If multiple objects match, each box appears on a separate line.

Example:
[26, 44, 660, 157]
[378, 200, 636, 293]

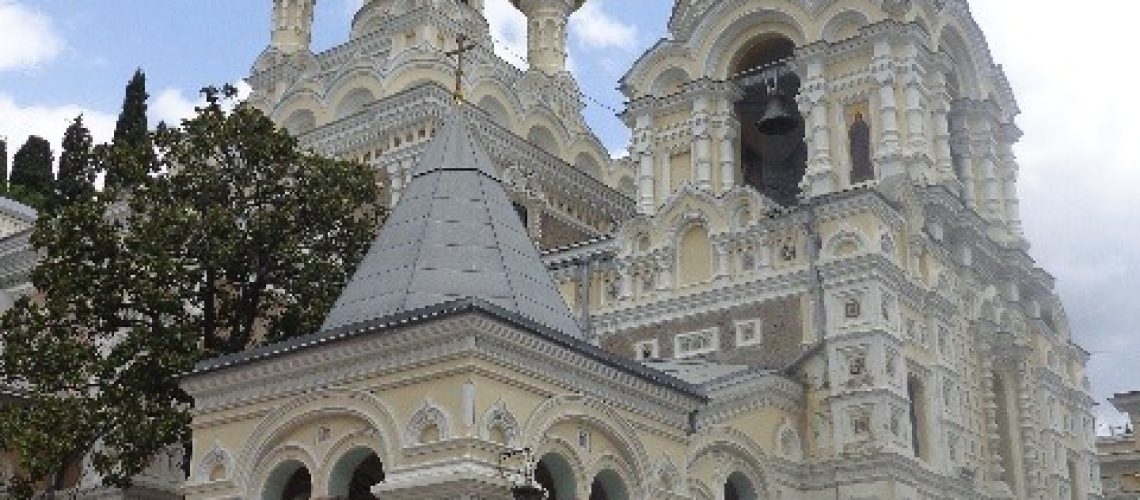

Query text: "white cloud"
[569, 1, 637, 51]
[0, 94, 115, 171]
[0, 0, 64, 72]
[151, 88, 200, 128]
[484, 0, 529, 69]
[150, 80, 255, 127]
[0, 77, 257, 170]
[971, 0, 1140, 431]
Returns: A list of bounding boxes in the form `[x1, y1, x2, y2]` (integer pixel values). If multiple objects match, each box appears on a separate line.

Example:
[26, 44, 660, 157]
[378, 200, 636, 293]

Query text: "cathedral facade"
[179, 1, 1102, 499]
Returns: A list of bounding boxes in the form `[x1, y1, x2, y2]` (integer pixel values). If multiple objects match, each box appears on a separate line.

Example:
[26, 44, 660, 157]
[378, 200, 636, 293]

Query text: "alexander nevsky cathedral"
[0, 0, 1107, 499]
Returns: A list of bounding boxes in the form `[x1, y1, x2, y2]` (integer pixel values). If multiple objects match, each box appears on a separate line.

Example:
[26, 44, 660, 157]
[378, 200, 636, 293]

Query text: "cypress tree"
[107, 69, 152, 190]
[10, 136, 55, 209]
[0, 138, 8, 193]
[54, 115, 95, 209]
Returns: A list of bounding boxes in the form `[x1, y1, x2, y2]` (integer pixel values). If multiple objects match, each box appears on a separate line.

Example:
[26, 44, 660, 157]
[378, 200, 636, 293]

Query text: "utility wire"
[466, 32, 627, 116]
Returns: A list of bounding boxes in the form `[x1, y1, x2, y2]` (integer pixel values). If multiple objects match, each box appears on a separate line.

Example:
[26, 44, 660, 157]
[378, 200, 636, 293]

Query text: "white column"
[692, 95, 713, 191]
[901, 44, 928, 157]
[950, 107, 976, 206]
[656, 256, 673, 292]
[462, 381, 475, 433]
[656, 150, 670, 203]
[388, 159, 406, 204]
[873, 38, 902, 177]
[974, 119, 1002, 219]
[713, 240, 730, 281]
[931, 73, 955, 185]
[717, 102, 738, 193]
[998, 124, 1025, 238]
[618, 267, 632, 300]
[799, 57, 836, 197]
[633, 114, 656, 214]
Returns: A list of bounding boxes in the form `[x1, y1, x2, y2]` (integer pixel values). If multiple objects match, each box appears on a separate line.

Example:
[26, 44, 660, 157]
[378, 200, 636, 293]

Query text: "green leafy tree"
[107, 69, 153, 190]
[0, 85, 383, 498]
[53, 115, 97, 210]
[9, 135, 55, 209]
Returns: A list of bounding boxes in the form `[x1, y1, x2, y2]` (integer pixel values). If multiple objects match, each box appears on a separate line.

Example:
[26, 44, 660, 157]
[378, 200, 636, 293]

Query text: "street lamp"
[500, 447, 547, 500]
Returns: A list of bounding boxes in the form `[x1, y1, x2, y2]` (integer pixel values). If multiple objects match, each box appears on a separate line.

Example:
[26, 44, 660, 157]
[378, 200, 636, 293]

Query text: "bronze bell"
[756, 94, 796, 135]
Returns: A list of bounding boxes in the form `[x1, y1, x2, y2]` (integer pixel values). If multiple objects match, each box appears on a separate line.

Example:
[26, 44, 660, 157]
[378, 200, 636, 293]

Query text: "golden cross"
[445, 34, 478, 102]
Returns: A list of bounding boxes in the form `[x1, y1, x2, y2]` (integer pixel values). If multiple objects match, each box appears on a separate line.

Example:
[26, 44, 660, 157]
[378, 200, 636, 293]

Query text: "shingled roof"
[320, 106, 583, 339]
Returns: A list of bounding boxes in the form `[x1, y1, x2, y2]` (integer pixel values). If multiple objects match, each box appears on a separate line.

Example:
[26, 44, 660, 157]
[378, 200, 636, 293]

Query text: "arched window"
[535, 453, 577, 500]
[617, 176, 636, 197]
[732, 35, 806, 207]
[335, 88, 376, 120]
[589, 469, 629, 500]
[528, 125, 560, 155]
[263, 461, 312, 500]
[908, 376, 930, 461]
[328, 448, 385, 500]
[848, 112, 874, 183]
[678, 224, 713, 286]
[724, 471, 757, 500]
[477, 95, 511, 128]
[575, 152, 603, 178]
[282, 109, 317, 136]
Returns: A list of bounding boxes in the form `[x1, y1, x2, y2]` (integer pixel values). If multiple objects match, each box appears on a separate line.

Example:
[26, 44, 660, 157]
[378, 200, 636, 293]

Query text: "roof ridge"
[319, 106, 583, 338]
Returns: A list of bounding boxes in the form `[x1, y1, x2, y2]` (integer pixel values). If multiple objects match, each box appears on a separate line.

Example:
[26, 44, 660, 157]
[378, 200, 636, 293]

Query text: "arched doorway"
[263, 460, 312, 500]
[724, 471, 757, 500]
[535, 452, 578, 500]
[588, 469, 629, 500]
[328, 447, 385, 500]
[732, 35, 806, 207]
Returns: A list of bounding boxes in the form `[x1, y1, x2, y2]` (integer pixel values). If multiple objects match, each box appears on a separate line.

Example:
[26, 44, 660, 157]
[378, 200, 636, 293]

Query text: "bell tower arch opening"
[732, 35, 807, 207]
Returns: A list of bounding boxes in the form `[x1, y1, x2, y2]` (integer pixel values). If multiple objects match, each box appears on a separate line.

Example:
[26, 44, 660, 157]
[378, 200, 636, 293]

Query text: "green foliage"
[54, 115, 97, 210]
[107, 69, 154, 190]
[0, 85, 383, 497]
[10, 135, 55, 209]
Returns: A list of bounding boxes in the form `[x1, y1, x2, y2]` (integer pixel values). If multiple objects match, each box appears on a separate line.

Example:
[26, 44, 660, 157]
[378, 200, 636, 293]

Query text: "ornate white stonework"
[0, 1, 1102, 499]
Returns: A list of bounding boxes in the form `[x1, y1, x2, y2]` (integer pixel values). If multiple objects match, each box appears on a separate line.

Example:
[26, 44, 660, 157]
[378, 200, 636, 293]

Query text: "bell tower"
[270, 0, 315, 54]
[511, 0, 585, 74]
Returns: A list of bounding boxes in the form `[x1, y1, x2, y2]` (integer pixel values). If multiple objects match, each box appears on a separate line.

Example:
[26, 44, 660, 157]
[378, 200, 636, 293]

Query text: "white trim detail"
[674, 328, 718, 359]
[734, 319, 763, 348]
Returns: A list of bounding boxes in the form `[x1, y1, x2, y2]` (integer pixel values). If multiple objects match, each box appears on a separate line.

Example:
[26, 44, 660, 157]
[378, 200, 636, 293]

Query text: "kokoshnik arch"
[168, 1, 1104, 499]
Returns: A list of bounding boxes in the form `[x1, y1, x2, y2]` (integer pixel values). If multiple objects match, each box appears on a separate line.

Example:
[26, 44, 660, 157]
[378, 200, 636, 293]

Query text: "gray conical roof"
[320, 108, 583, 338]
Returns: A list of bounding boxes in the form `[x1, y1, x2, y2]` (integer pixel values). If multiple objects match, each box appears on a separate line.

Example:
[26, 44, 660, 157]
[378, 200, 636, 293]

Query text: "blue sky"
[1, 0, 1137, 431]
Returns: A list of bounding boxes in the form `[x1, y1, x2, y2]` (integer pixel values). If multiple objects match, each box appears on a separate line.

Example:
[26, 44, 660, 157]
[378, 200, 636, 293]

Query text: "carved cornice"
[697, 372, 806, 427]
[184, 301, 706, 418]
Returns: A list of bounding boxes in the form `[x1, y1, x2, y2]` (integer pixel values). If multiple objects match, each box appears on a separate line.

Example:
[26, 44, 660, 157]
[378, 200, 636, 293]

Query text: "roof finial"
[445, 34, 478, 102]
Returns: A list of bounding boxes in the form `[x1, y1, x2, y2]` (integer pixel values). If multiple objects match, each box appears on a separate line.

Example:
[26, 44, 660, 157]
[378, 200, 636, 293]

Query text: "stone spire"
[321, 106, 583, 339]
[511, 0, 585, 74]
[271, 0, 315, 54]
